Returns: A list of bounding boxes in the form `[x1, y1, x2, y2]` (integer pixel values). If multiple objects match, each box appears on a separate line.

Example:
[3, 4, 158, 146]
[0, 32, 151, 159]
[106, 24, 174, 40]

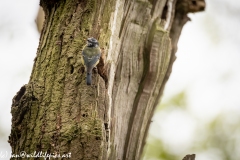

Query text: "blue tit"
[82, 37, 101, 85]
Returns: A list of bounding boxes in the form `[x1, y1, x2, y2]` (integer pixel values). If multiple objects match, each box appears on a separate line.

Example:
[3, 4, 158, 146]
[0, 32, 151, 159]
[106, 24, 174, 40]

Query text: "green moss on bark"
[10, 0, 115, 159]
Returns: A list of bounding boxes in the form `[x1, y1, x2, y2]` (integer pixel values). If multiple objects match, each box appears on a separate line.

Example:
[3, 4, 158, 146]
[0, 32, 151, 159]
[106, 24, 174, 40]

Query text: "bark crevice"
[9, 0, 206, 159]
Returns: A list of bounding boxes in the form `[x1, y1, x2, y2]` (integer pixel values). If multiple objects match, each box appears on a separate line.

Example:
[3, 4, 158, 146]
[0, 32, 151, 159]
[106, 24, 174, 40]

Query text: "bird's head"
[87, 37, 99, 47]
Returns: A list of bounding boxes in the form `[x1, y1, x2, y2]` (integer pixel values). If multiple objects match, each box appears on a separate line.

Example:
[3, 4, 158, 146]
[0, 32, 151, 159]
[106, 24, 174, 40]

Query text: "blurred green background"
[142, 0, 240, 159]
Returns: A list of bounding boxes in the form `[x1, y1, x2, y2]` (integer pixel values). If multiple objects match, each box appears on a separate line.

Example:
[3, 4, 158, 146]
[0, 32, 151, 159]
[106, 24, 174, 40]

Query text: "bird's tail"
[87, 72, 92, 85]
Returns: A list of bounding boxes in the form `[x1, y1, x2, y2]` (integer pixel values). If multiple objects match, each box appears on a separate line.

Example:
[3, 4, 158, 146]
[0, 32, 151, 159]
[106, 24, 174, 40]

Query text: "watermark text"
[0, 151, 71, 159]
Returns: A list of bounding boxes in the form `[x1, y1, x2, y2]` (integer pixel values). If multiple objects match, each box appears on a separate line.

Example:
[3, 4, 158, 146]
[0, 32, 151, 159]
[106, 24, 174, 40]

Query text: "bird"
[82, 37, 101, 85]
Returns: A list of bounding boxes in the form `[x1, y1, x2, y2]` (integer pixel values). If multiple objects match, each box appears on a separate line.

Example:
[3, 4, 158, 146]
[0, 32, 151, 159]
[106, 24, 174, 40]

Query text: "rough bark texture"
[182, 154, 196, 160]
[9, 0, 205, 160]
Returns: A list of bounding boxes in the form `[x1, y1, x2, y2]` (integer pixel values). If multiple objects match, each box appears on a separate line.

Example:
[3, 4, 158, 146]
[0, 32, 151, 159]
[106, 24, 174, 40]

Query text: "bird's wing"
[82, 51, 89, 65]
[82, 47, 101, 71]
[88, 53, 100, 65]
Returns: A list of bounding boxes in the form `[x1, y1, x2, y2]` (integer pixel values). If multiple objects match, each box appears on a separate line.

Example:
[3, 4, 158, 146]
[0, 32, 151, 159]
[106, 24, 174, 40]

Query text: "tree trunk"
[9, 0, 205, 160]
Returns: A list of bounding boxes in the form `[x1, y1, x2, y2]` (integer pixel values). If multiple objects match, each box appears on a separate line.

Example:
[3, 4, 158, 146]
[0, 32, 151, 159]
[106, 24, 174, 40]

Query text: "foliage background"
[0, 0, 240, 160]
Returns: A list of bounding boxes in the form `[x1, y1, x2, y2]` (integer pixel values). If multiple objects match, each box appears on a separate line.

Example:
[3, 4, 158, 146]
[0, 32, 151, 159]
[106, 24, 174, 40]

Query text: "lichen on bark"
[10, 0, 115, 159]
[9, 0, 205, 160]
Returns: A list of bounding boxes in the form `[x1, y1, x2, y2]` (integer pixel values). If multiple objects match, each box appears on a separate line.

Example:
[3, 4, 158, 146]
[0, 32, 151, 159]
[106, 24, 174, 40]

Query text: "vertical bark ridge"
[10, 0, 116, 159]
[9, 0, 205, 159]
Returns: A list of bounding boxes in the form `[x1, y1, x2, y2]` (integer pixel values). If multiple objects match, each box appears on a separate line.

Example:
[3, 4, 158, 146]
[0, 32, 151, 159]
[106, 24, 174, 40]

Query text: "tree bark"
[9, 0, 205, 160]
